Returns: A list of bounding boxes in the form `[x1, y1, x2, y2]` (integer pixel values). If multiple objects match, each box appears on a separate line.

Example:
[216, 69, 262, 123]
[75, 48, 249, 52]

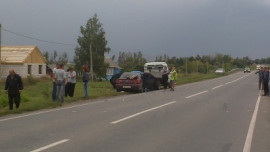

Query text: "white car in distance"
[215, 68, 225, 74]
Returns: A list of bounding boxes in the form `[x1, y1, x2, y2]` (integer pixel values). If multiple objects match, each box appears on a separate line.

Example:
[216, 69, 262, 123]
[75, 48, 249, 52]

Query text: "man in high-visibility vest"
[170, 67, 177, 91]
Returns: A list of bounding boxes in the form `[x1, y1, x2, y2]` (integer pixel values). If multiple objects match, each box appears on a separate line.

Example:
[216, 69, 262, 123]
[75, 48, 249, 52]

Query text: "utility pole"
[89, 43, 93, 81]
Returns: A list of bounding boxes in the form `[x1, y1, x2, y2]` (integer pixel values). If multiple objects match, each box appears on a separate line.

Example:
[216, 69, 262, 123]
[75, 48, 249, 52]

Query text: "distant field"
[0, 72, 227, 116]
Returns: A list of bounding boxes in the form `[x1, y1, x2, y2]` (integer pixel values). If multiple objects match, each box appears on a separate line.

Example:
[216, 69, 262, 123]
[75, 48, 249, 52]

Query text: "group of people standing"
[51, 63, 90, 104]
[3, 64, 89, 110]
[162, 66, 178, 91]
[256, 66, 270, 96]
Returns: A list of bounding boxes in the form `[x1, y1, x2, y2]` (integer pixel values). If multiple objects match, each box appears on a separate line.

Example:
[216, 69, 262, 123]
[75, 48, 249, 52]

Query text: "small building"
[0, 46, 47, 78]
[105, 57, 122, 80]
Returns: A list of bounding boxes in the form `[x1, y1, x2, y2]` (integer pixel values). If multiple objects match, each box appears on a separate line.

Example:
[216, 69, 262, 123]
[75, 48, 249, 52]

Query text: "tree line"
[117, 53, 258, 74]
[43, 50, 69, 65]
[117, 51, 147, 72]
[254, 57, 270, 65]
[155, 54, 254, 73]
[42, 13, 270, 79]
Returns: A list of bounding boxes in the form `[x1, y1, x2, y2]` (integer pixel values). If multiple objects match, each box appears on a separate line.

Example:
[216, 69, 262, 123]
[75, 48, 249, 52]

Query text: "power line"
[2, 28, 76, 46]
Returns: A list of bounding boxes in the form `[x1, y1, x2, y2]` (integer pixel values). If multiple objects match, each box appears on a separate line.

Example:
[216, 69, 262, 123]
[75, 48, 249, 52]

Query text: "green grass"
[176, 73, 224, 85]
[0, 78, 125, 116]
[0, 72, 228, 116]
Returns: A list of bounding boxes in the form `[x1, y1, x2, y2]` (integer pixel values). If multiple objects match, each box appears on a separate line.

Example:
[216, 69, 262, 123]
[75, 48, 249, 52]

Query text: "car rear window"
[147, 65, 163, 70]
[120, 73, 140, 79]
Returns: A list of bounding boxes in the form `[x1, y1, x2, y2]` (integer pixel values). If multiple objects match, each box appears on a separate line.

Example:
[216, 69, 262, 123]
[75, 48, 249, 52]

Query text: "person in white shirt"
[55, 64, 67, 103]
[65, 67, 76, 97]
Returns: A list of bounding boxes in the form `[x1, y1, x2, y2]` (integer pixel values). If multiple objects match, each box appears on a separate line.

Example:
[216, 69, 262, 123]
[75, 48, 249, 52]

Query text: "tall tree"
[111, 55, 116, 61]
[74, 14, 110, 78]
[48, 50, 58, 64]
[118, 51, 146, 71]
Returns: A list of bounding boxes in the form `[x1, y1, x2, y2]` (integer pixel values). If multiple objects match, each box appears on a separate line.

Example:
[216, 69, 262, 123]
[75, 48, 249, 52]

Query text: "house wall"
[24, 47, 47, 63]
[106, 67, 114, 76]
[28, 63, 46, 77]
[106, 67, 114, 80]
[0, 63, 46, 78]
[1, 64, 26, 78]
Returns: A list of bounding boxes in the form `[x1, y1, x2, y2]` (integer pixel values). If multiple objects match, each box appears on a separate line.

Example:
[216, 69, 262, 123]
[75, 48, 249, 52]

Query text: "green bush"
[0, 94, 8, 108]
[25, 75, 38, 86]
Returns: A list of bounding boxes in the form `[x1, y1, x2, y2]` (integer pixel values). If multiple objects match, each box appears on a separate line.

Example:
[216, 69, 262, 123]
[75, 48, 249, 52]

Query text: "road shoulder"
[252, 95, 270, 152]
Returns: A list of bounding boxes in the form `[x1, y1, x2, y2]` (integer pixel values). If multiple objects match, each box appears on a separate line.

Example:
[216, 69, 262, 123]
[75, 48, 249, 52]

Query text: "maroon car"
[115, 72, 143, 93]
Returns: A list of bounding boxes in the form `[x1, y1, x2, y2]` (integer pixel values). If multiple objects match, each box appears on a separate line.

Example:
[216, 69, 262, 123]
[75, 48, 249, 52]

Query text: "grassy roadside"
[0, 78, 126, 116]
[176, 73, 225, 85]
[0, 72, 229, 116]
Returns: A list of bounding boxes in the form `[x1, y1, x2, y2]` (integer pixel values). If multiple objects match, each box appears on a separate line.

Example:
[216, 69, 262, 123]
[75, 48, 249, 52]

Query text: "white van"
[256, 65, 261, 70]
[144, 62, 168, 79]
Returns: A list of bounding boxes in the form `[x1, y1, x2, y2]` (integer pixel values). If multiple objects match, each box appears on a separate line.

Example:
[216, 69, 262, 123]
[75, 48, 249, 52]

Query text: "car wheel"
[154, 81, 160, 90]
[138, 84, 144, 93]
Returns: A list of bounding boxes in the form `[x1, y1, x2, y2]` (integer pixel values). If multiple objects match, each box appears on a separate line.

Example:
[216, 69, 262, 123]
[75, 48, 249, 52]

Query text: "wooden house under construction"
[0, 46, 47, 78]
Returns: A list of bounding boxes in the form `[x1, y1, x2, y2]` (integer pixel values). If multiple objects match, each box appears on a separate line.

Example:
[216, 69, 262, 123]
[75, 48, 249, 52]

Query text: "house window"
[39, 65, 42, 74]
[28, 65, 32, 75]
[107, 68, 114, 75]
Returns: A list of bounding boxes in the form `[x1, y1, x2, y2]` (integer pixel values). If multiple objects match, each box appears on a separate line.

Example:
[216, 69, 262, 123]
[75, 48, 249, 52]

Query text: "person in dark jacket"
[255, 67, 264, 90]
[82, 66, 90, 99]
[110, 72, 122, 89]
[262, 67, 269, 96]
[162, 66, 169, 89]
[5, 69, 23, 110]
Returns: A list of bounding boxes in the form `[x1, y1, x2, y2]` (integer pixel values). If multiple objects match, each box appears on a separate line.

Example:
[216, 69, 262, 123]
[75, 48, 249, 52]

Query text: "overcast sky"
[1, 0, 270, 60]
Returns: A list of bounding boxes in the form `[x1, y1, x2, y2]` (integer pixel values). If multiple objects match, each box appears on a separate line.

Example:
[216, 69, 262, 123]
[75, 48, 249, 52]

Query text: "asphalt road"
[0, 71, 269, 152]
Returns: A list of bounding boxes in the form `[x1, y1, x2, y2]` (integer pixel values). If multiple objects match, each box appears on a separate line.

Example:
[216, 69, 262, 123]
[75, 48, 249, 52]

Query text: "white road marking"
[212, 85, 223, 90]
[30, 139, 70, 152]
[225, 73, 251, 85]
[243, 92, 261, 152]
[225, 78, 241, 84]
[0, 92, 150, 123]
[185, 90, 208, 99]
[225, 81, 234, 85]
[0, 101, 106, 122]
[175, 71, 242, 89]
[111, 101, 176, 124]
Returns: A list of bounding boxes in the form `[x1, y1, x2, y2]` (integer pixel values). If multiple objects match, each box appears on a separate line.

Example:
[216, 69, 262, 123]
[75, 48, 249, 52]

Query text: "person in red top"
[82, 66, 90, 99]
